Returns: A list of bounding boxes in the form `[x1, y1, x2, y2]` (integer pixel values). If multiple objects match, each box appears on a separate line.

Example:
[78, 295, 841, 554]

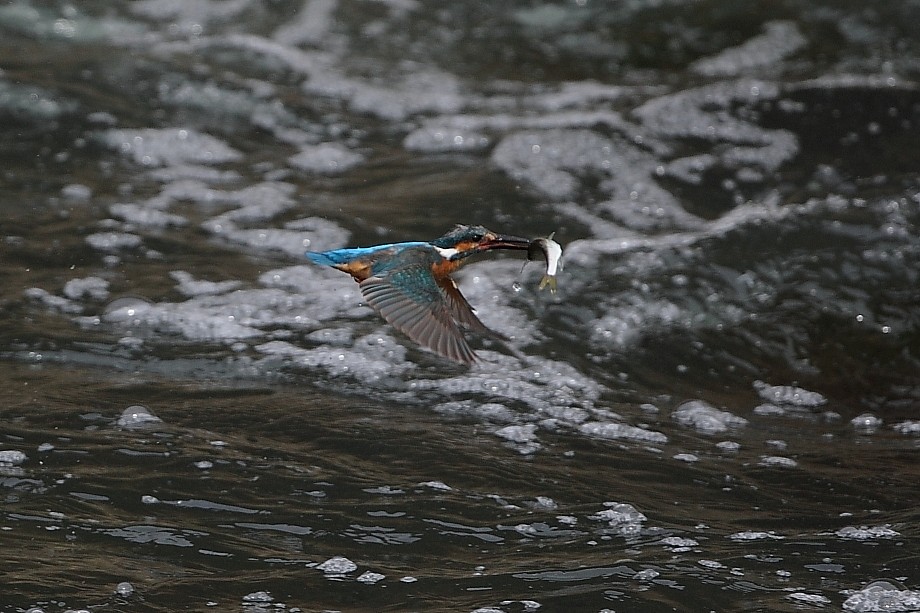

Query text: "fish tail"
[538, 274, 557, 293]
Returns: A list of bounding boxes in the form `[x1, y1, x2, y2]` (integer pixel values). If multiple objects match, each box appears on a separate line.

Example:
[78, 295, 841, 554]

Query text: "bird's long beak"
[478, 233, 532, 252]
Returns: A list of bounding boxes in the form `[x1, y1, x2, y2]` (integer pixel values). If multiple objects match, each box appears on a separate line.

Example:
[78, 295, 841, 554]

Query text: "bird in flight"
[306, 224, 533, 364]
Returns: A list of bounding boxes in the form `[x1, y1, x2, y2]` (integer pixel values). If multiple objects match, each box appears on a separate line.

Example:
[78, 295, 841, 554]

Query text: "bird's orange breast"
[431, 239, 480, 279]
[431, 257, 464, 279]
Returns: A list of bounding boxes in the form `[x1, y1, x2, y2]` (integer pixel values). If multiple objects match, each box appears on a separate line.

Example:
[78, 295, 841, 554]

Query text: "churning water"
[1, 1, 919, 611]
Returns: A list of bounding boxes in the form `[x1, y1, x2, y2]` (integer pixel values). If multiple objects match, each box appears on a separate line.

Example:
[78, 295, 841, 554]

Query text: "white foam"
[691, 21, 807, 77]
[529, 81, 634, 111]
[661, 536, 698, 549]
[289, 143, 364, 175]
[728, 531, 784, 541]
[0, 450, 27, 465]
[99, 128, 242, 167]
[304, 68, 463, 121]
[192, 187, 349, 257]
[157, 80, 308, 141]
[356, 571, 385, 584]
[754, 381, 826, 408]
[589, 298, 684, 349]
[61, 183, 92, 201]
[171, 271, 242, 297]
[403, 127, 490, 153]
[589, 502, 646, 537]
[259, 265, 364, 318]
[579, 422, 667, 444]
[146, 164, 242, 184]
[0, 78, 73, 120]
[788, 593, 831, 605]
[85, 232, 143, 252]
[25, 287, 83, 314]
[241, 590, 273, 603]
[130, 0, 250, 25]
[892, 421, 920, 435]
[418, 481, 452, 491]
[273, 0, 337, 46]
[633, 80, 799, 177]
[758, 456, 798, 468]
[842, 581, 920, 612]
[491, 129, 615, 200]
[110, 203, 188, 228]
[256, 337, 413, 381]
[317, 555, 357, 575]
[495, 424, 538, 444]
[672, 400, 748, 434]
[836, 525, 900, 540]
[433, 401, 518, 424]
[63, 277, 110, 301]
[103, 289, 313, 342]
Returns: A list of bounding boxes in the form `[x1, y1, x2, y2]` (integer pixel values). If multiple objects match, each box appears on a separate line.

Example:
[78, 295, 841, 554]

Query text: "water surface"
[1, 1, 919, 611]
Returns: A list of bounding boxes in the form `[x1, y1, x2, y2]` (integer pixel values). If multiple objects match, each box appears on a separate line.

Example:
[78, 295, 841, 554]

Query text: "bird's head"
[429, 224, 531, 260]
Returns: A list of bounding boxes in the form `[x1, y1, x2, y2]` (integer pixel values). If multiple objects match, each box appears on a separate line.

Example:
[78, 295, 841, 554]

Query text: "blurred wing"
[359, 270, 477, 364]
[436, 276, 507, 340]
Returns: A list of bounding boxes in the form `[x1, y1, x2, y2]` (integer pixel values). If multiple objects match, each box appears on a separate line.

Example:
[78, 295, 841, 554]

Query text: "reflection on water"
[2, 1, 920, 611]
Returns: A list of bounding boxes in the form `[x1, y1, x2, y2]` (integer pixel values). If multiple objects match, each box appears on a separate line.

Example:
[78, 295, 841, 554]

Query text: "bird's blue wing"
[359, 262, 477, 364]
[305, 251, 343, 266]
[306, 243, 428, 267]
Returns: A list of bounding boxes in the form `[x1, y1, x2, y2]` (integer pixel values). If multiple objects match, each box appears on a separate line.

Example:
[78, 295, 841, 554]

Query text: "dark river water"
[2, 1, 920, 612]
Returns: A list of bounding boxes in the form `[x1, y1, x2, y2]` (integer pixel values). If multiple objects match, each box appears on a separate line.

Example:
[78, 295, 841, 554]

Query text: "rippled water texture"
[2, 1, 920, 611]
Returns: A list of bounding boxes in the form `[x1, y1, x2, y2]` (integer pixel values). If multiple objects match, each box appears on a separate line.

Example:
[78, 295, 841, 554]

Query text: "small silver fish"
[527, 232, 563, 293]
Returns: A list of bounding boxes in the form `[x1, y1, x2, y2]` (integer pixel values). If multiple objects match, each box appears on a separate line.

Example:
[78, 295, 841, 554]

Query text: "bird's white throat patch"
[433, 246, 460, 259]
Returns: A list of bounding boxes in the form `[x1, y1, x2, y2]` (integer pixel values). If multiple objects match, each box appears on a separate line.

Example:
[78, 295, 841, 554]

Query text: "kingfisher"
[305, 224, 532, 364]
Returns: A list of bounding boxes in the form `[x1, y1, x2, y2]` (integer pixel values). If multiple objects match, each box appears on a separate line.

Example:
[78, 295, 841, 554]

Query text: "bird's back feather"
[306, 242, 428, 267]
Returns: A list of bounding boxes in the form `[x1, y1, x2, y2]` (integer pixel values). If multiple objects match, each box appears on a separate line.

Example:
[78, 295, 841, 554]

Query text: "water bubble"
[114, 582, 135, 597]
[851, 413, 882, 434]
[317, 556, 357, 575]
[103, 296, 152, 323]
[116, 405, 163, 430]
[242, 591, 273, 603]
[635, 569, 660, 581]
[356, 571, 385, 584]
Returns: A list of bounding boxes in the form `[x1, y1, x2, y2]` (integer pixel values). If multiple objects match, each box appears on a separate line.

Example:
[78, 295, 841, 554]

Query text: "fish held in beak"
[526, 232, 563, 293]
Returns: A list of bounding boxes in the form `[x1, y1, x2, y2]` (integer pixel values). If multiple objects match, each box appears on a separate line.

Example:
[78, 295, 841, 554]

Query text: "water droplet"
[114, 581, 135, 597]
